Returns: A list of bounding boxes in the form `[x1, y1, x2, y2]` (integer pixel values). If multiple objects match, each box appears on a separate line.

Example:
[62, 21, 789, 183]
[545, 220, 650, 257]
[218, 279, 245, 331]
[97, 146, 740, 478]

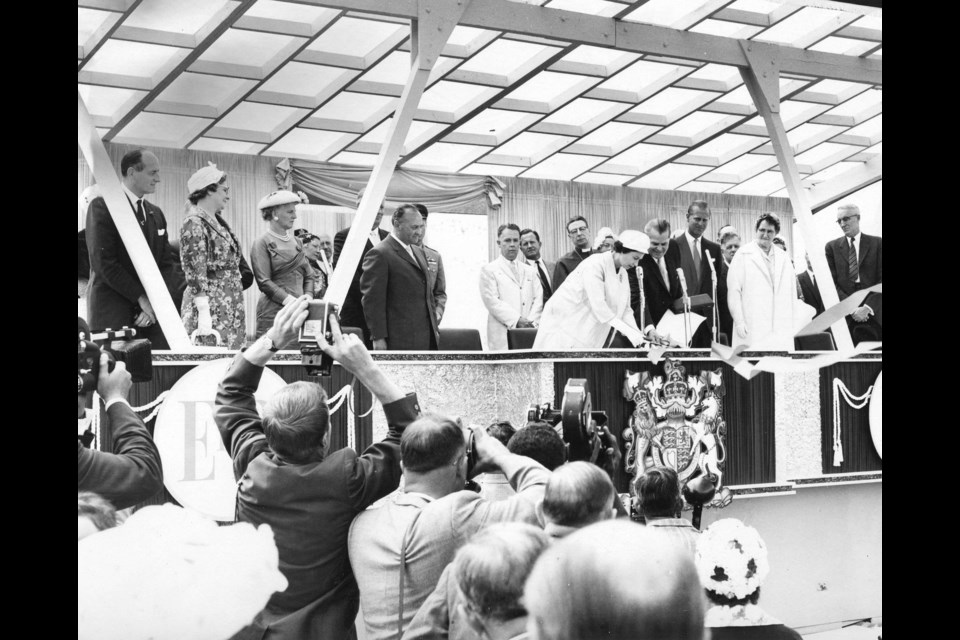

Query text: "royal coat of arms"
[622, 359, 731, 508]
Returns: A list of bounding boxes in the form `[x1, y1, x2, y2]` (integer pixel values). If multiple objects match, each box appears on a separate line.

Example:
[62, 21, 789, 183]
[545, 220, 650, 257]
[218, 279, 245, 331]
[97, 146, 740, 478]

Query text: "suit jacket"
[637, 252, 681, 326]
[525, 256, 555, 304]
[797, 270, 825, 316]
[825, 233, 882, 341]
[86, 195, 176, 346]
[824, 233, 882, 299]
[670, 235, 727, 347]
[423, 245, 447, 322]
[334, 226, 389, 339]
[77, 402, 164, 510]
[214, 353, 421, 640]
[479, 256, 544, 350]
[361, 235, 439, 350]
[348, 456, 549, 640]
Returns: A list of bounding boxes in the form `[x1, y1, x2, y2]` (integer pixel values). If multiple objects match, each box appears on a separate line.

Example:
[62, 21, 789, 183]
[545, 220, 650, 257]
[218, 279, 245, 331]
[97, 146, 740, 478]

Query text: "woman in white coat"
[534, 230, 651, 350]
[727, 213, 812, 351]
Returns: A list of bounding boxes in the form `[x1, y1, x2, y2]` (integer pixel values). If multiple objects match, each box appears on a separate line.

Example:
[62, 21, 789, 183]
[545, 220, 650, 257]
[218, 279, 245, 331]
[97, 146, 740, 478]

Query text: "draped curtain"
[279, 158, 504, 215]
[493, 177, 794, 263]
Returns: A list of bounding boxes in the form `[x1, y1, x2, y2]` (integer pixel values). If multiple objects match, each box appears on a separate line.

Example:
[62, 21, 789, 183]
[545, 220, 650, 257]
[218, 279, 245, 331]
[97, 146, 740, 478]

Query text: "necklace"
[268, 229, 291, 241]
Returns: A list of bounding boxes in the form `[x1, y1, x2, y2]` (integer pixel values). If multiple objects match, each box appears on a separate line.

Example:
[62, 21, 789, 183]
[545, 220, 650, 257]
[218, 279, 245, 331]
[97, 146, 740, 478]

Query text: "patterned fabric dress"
[250, 232, 315, 345]
[179, 207, 246, 349]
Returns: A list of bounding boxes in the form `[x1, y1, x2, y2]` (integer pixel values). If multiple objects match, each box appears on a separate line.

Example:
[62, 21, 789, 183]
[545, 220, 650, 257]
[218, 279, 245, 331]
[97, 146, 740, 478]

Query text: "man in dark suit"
[214, 299, 421, 639]
[638, 218, 681, 327]
[332, 196, 388, 345]
[361, 204, 439, 350]
[415, 204, 447, 324]
[825, 204, 882, 343]
[797, 253, 825, 316]
[86, 149, 178, 349]
[520, 228, 555, 304]
[670, 200, 727, 348]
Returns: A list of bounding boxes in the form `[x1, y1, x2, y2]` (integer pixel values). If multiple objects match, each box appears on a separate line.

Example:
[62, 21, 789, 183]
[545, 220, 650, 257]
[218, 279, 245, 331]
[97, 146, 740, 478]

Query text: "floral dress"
[179, 207, 246, 349]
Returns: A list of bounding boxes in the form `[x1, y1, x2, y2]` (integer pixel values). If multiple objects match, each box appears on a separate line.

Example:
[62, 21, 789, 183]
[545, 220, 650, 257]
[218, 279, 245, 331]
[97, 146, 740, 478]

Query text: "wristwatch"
[258, 334, 280, 352]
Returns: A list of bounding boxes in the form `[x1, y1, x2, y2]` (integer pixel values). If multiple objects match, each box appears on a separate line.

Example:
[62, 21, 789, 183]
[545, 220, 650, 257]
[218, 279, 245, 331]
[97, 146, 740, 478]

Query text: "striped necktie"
[847, 237, 859, 282]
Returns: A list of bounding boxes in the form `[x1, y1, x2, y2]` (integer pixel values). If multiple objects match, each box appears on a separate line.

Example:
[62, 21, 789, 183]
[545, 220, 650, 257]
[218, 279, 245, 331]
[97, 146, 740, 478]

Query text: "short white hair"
[837, 203, 860, 216]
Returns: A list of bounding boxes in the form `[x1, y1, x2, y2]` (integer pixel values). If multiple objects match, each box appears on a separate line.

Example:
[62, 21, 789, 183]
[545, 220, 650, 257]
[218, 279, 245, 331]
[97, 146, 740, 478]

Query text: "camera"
[528, 378, 608, 463]
[77, 325, 153, 394]
[299, 299, 341, 376]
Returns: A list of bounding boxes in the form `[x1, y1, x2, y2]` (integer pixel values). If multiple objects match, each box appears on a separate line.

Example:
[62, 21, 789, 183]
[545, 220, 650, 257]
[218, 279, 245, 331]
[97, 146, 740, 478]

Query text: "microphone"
[705, 249, 716, 276]
[676, 268, 689, 297]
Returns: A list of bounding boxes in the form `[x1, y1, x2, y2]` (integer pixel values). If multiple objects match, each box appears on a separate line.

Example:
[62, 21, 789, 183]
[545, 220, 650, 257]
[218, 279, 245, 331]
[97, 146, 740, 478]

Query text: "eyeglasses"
[836, 215, 858, 225]
[568, 225, 588, 235]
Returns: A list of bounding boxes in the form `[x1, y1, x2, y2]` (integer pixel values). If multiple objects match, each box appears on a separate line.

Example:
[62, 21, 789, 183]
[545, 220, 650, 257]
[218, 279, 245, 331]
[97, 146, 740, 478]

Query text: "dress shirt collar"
[121, 182, 143, 208]
[848, 231, 862, 247]
[684, 230, 702, 251]
[391, 232, 416, 259]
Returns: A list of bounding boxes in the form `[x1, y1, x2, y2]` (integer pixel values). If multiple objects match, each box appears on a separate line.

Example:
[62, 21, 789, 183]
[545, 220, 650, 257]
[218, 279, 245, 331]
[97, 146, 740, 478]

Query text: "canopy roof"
[78, 0, 881, 197]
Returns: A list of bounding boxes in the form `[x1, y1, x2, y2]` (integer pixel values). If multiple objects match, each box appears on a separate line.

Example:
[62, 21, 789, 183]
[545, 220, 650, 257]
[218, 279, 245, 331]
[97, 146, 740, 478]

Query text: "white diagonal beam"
[809, 155, 882, 211]
[324, 0, 472, 307]
[737, 41, 854, 351]
[294, 0, 881, 84]
[78, 91, 191, 350]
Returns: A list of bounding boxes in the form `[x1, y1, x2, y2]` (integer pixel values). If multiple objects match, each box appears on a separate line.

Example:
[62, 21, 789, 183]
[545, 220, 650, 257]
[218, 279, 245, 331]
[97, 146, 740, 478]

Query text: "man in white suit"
[480, 224, 543, 350]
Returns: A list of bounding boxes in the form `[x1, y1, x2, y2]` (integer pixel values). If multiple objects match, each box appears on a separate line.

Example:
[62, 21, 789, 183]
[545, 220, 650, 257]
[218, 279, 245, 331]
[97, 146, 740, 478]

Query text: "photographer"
[348, 417, 549, 640]
[77, 324, 164, 510]
[214, 296, 420, 640]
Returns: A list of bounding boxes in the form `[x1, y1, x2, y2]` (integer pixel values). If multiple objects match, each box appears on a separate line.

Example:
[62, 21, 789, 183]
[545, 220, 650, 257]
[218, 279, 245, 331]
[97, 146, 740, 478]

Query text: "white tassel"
[832, 379, 873, 467]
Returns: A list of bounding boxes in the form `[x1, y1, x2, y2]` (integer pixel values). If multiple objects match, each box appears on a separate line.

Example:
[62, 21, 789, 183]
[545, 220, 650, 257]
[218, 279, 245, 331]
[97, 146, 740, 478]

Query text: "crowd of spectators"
[79, 297, 810, 639]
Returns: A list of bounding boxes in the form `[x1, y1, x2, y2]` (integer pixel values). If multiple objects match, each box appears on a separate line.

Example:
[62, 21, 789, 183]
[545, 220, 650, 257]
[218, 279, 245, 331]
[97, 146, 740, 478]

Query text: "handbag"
[215, 212, 255, 290]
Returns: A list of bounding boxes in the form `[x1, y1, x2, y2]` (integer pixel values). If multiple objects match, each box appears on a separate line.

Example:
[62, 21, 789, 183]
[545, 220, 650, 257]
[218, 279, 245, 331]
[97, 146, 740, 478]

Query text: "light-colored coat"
[479, 256, 543, 350]
[534, 252, 640, 350]
[727, 241, 813, 350]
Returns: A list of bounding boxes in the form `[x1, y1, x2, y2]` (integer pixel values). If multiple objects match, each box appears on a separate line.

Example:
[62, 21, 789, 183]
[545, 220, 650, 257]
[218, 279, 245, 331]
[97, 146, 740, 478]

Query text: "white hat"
[257, 190, 301, 211]
[696, 518, 770, 600]
[618, 230, 650, 254]
[187, 162, 225, 194]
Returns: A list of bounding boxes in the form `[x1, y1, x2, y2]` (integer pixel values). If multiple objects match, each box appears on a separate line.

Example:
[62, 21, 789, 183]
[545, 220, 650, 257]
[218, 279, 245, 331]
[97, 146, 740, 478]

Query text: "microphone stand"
[677, 268, 691, 347]
[705, 250, 719, 344]
[636, 266, 645, 347]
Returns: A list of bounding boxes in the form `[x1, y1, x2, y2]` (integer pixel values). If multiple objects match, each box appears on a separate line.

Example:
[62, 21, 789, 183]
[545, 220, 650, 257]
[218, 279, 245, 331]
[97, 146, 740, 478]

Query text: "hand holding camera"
[316, 314, 375, 377]
[98, 353, 132, 404]
[267, 295, 311, 347]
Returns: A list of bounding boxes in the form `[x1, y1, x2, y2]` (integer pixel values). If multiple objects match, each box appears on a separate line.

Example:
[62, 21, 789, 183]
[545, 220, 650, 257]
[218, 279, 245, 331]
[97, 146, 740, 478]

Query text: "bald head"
[525, 520, 704, 640]
[542, 461, 615, 528]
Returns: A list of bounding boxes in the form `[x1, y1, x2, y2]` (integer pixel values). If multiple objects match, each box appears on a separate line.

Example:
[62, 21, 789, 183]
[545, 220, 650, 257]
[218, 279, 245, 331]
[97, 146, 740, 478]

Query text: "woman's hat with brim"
[618, 230, 650, 254]
[257, 190, 301, 211]
[187, 162, 225, 194]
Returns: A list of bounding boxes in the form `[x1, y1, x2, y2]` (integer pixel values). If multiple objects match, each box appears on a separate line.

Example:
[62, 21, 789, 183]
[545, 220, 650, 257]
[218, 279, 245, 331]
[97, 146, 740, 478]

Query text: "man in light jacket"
[479, 223, 543, 351]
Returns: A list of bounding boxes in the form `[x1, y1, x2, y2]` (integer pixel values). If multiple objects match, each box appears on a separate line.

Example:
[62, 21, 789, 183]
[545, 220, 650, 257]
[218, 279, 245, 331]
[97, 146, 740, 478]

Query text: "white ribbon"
[832, 379, 873, 467]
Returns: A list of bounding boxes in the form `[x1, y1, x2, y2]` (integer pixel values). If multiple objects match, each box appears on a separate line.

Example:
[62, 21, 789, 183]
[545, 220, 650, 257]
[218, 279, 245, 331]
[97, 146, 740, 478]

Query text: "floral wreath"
[695, 518, 770, 600]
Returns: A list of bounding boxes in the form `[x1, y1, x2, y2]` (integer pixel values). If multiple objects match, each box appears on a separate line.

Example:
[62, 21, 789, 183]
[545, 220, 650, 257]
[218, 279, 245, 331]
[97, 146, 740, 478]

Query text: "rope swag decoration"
[832, 379, 873, 467]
